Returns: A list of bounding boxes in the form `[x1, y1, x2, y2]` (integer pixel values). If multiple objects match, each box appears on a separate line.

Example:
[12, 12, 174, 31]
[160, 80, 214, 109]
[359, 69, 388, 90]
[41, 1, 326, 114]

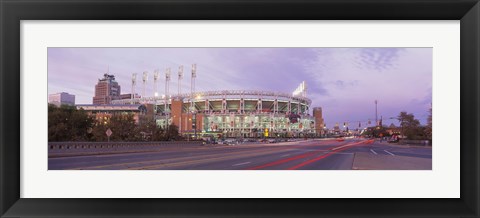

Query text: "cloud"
[48, 47, 432, 126]
[354, 48, 404, 71]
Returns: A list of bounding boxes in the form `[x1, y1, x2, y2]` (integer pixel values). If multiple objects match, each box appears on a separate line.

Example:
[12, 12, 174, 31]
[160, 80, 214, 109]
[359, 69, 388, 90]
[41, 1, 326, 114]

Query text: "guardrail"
[398, 140, 431, 146]
[48, 141, 204, 157]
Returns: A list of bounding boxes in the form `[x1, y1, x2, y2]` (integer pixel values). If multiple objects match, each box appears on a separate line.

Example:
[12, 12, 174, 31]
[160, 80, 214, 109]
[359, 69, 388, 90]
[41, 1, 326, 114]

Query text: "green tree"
[91, 113, 138, 141]
[165, 124, 180, 141]
[397, 111, 422, 140]
[91, 120, 108, 141]
[425, 107, 432, 143]
[48, 104, 94, 141]
[109, 114, 138, 141]
[361, 126, 391, 138]
[137, 116, 167, 141]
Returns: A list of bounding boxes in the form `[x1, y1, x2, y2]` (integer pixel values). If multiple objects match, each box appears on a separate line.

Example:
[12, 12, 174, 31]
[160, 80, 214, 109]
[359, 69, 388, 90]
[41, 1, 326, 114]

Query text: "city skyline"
[48, 47, 432, 127]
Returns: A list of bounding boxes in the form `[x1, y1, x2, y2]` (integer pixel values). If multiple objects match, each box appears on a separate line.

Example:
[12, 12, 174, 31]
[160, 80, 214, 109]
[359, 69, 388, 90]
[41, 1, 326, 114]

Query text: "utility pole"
[375, 100, 378, 126]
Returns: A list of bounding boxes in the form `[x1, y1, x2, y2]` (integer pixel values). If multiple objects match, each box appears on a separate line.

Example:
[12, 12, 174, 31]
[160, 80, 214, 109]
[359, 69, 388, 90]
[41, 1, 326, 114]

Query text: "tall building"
[120, 93, 141, 100]
[93, 73, 121, 104]
[48, 92, 75, 107]
[313, 107, 325, 136]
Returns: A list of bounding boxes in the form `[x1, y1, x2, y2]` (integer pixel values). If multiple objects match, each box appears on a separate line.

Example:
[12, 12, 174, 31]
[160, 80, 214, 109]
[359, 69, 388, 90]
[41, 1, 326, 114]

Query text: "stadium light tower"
[142, 71, 148, 98]
[178, 65, 184, 96]
[165, 68, 171, 113]
[190, 64, 197, 139]
[153, 69, 159, 97]
[162, 68, 171, 130]
[190, 64, 197, 111]
[153, 69, 160, 119]
[131, 73, 137, 102]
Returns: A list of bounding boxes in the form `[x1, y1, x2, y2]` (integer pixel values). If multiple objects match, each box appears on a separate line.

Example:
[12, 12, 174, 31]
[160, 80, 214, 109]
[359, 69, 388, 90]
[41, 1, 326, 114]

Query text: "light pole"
[142, 71, 148, 98]
[131, 73, 137, 103]
[192, 110, 197, 139]
[375, 100, 378, 126]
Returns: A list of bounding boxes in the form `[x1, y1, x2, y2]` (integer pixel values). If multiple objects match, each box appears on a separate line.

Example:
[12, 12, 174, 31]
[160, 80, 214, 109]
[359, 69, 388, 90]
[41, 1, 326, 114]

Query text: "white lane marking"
[281, 154, 291, 157]
[331, 141, 365, 151]
[232, 162, 251, 166]
[331, 152, 354, 155]
[370, 149, 378, 155]
[384, 150, 395, 156]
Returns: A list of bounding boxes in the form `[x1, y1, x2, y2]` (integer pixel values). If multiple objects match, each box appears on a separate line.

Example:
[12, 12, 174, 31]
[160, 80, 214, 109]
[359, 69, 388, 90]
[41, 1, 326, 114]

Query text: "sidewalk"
[375, 140, 432, 148]
[352, 152, 432, 170]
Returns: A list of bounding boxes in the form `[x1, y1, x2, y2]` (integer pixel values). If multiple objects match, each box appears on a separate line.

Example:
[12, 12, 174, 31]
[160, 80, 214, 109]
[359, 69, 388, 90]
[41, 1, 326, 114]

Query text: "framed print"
[1, 0, 479, 217]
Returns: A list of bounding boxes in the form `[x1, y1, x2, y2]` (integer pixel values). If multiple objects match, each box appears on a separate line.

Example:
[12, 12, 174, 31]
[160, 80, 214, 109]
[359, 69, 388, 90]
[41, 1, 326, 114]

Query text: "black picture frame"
[1, 0, 478, 217]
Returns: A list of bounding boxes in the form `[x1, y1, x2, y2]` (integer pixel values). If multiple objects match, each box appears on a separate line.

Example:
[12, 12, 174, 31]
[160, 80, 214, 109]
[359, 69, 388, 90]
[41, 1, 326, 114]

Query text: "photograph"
[48, 47, 432, 170]
[3, 0, 477, 216]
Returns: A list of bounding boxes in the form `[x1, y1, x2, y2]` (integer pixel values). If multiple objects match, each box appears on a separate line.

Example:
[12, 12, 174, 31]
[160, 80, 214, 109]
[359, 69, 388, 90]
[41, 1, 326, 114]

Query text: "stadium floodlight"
[154, 69, 159, 80]
[153, 69, 159, 98]
[132, 73, 137, 85]
[166, 68, 171, 81]
[190, 64, 197, 112]
[143, 71, 148, 82]
[165, 68, 171, 116]
[131, 73, 137, 101]
[142, 71, 148, 98]
[191, 64, 197, 78]
[178, 65, 183, 95]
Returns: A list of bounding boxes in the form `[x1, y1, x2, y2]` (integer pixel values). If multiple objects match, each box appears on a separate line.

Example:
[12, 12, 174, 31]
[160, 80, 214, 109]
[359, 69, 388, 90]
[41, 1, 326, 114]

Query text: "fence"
[48, 141, 204, 157]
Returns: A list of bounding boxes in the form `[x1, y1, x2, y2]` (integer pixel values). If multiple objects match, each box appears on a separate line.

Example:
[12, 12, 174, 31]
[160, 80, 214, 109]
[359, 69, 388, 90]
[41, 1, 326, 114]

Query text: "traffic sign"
[106, 128, 113, 142]
[106, 128, 112, 137]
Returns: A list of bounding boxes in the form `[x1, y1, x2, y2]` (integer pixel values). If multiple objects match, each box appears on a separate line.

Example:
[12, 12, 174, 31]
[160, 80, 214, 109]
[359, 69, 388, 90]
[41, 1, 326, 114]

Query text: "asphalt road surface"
[49, 138, 432, 170]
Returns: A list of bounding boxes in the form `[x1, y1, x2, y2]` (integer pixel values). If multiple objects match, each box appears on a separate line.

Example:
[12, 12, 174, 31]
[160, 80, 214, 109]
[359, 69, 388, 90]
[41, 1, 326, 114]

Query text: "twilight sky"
[48, 48, 432, 127]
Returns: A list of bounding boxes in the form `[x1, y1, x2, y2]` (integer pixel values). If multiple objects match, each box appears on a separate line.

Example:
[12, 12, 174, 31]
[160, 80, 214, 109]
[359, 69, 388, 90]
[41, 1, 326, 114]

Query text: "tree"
[48, 104, 94, 141]
[91, 113, 138, 141]
[425, 107, 432, 142]
[49, 104, 182, 142]
[109, 114, 138, 141]
[361, 126, 391, 138]
[165, 124, 180, 141]
[137, 116, 166, 141]
[397, 111, 422, 140]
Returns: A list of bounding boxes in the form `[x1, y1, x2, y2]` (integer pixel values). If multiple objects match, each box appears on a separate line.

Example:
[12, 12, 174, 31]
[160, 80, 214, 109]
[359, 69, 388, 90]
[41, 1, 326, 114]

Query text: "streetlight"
[191, 109, 197, 139]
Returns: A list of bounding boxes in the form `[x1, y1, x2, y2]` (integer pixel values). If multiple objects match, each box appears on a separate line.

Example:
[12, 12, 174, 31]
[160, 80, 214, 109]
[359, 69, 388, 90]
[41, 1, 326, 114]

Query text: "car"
[224, 139, 238, 145]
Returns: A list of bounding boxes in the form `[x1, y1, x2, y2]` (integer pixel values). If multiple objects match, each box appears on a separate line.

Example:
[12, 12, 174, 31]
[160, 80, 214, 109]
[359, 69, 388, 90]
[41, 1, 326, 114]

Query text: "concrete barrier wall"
[398, 140, 430, 146]
[48, 141, 204, 156]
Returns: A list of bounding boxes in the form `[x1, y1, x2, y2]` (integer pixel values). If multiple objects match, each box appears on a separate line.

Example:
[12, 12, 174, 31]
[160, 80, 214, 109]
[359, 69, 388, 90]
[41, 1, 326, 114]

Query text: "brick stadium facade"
[112, 90, 323, 138]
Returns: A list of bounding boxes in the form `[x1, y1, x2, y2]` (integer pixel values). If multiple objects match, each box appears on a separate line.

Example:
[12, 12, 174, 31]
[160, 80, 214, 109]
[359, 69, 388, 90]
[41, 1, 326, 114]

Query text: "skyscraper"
[93, 73, 121, 104]
[48, 92, 75, 107]
[313, 107, 325, 136]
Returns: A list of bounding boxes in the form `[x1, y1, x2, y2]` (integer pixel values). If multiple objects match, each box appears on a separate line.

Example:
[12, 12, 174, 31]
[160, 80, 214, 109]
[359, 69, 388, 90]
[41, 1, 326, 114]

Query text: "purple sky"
[48, 48, 432, 127]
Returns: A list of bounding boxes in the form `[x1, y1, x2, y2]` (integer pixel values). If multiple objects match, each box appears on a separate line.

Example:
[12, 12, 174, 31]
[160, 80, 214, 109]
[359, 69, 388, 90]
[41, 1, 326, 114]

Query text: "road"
[49, 138, 432, 170]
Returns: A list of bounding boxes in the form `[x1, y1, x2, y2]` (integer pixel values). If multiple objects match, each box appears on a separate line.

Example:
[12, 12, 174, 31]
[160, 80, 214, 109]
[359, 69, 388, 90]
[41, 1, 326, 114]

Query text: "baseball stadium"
[111, 88, 318, 138]
[71, 70, 325, 139]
